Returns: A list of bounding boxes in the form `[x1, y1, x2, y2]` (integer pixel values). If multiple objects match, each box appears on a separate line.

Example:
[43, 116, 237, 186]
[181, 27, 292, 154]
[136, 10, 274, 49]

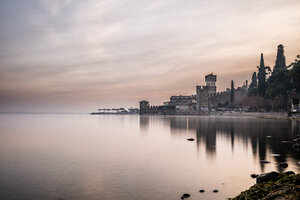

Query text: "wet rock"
[292, 143, 300, 151]
[284, 171, 295, 175]
[270, 154, 281, 157]
[251, 174, 258, 178]
[187, 138, 194, 141]
[278, 162, 288, 169]
[232, 174, 300, 199]
[213, 189, 219, 193]
[199, 189, 205, 193]
[181, 193, 190, 199]
[260, 160, 270, 164]
[256, 171, 279, 183]
[293, 138, 300, 142]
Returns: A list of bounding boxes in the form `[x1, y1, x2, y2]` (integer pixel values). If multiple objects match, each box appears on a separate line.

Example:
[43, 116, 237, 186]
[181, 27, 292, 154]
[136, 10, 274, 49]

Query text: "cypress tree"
[274, 44, 286, 72]
[247, 72, 258, 96]
[266, 44, 291, 99]
[250, 72, 257, 88]
[258, 53, 266, 97]
[230, 80, 234, 105]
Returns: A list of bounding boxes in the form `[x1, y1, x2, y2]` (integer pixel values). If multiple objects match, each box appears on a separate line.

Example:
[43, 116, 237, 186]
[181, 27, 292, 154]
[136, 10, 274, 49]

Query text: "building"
[169, 95, 194, 112]
[196, 73, 248, 112]
[140, 73, 249, 114]
[209, 82, 248, 109]
[139, 100, 149, 114]
[139, 100, 176, 115]
[196, 73, 217, 111]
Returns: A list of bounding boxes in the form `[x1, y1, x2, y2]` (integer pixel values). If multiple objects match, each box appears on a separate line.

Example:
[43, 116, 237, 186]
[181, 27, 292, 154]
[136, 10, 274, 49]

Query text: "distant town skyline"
[0, 0, 300, 112]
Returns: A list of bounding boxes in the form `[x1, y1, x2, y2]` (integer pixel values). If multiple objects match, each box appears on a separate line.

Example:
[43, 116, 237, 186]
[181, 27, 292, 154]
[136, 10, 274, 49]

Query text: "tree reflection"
[140, 116, 300, 172]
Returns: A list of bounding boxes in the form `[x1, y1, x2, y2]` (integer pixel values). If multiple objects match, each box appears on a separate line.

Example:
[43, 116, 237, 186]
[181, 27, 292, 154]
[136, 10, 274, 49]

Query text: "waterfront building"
[140, 73, 249, 114]
[196, 73, 217, 111]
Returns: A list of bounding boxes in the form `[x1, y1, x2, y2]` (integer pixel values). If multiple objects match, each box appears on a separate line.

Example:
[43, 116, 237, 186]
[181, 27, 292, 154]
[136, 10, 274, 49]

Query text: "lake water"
[0, 114, 299, 200]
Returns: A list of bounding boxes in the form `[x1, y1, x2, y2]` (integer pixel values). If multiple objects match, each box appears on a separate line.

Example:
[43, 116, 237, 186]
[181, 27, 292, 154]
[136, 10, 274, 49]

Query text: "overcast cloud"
[0, 0, 300, 111]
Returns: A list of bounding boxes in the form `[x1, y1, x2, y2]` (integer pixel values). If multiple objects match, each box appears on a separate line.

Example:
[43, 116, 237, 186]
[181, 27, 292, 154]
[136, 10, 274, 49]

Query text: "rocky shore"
[230, 172, 300, 200]
[213, 111, 300, 121]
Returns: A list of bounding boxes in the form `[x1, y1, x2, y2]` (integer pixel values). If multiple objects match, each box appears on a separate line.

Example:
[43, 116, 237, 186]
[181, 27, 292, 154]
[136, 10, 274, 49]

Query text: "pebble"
[181, 193, 190, 199]
[260, 160, 270, 164]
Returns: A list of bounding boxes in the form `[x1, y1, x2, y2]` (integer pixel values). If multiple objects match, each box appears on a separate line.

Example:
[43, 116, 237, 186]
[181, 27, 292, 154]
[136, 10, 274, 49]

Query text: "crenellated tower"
[196, 73, 217, 112]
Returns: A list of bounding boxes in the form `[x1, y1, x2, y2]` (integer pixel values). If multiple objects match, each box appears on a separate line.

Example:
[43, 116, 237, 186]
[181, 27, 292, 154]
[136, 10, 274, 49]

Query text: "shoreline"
[91, 111, 300, 120]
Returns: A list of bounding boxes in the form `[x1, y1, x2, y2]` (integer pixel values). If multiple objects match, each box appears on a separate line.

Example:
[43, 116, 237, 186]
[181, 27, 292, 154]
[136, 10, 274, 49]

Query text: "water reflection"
[1, 114, 299, 200]
[140, 116, 300, 173]
[139, 115, 150, 131]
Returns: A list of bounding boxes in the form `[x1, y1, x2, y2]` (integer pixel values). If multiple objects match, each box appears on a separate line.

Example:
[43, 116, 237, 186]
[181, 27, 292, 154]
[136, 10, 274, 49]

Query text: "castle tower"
[205, 73, 217, 94]
[196, 73, 217, 112]
[139, 100, 149, 114]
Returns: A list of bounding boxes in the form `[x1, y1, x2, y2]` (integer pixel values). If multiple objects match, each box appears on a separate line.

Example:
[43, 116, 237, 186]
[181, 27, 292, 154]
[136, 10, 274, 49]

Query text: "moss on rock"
[230, 174, 300, 200]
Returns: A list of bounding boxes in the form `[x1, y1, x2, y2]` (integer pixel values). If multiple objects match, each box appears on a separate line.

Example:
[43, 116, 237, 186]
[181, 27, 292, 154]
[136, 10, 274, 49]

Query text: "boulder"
[181, 193, 190, 199]
[292, 143, 300, 151]
[251, 174, 258, 178]
[284, 171, 295, 175]
[293, 138, 300, 142]
[278, 163, 288, 169]
[213, 189, 219, 193]
[199, 189, 205, 193]
[256, 171, 279, 183]
[187, 138, 194, 141]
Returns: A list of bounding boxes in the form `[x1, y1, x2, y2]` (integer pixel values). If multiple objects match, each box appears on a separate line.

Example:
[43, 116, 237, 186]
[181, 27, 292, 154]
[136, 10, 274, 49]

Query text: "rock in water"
[284, 171, 295, 175]
[187, 138, 194, 141]
[278, 162, 288, 169]
[181, 193, 190, 199]
[292, 143, 300, 151]
[251, 174, 258, 178]
[260, 160, 270, 164]
[256, 171, 279, 183]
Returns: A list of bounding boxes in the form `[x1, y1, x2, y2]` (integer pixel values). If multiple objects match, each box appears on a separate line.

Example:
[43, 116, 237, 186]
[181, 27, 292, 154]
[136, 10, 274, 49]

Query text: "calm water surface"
[0, 114, 299, 200]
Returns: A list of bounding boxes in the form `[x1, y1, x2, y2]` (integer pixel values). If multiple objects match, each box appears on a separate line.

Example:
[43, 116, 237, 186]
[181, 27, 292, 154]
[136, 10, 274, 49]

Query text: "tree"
[250, 72, 257, 87]
[231, 80, 234, 106]
[248, 72, 258, 96]
[266, 45, 292, 100]
[290, 55, 300, 94]
[274, 44, 286, 72]
[258, 53, 266, 97]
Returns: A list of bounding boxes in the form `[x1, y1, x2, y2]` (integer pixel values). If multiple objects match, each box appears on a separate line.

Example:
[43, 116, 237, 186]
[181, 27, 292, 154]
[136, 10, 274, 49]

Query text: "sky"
[0, 0, 300, 112]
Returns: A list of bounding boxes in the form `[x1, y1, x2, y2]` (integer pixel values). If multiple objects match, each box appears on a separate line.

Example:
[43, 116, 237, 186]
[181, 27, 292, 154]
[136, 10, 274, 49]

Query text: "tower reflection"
[140, 115, 300, 172]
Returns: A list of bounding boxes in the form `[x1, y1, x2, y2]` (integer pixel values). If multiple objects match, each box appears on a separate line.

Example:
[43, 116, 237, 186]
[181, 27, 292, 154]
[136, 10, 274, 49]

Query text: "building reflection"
[139, 115, 150, 131]
[140, 115, 300, 172]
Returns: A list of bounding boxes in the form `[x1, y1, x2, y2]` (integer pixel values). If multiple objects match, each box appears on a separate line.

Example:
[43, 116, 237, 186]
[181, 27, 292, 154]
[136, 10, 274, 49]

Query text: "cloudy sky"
[0, 0, 300, 112]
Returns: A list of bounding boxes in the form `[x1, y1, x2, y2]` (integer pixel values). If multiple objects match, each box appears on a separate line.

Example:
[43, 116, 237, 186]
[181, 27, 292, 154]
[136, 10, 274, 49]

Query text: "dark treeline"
[244, 44, 300, 112]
